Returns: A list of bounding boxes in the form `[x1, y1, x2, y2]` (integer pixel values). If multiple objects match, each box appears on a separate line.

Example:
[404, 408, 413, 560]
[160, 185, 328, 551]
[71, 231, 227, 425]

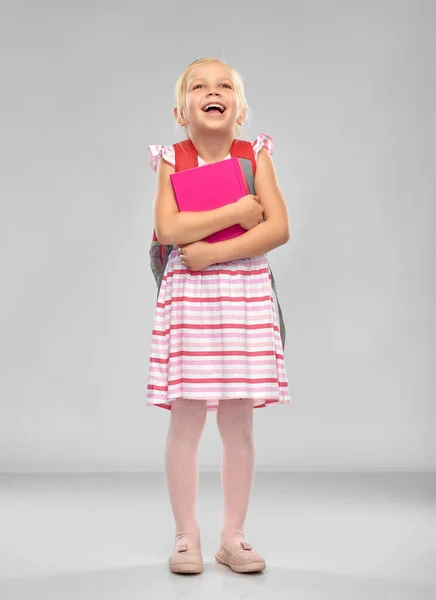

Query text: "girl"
[147, 58, 291, 574]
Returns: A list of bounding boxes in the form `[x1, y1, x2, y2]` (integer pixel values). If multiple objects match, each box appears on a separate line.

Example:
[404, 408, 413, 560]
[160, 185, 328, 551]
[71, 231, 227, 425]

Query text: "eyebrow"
[189, 77, 233, 85]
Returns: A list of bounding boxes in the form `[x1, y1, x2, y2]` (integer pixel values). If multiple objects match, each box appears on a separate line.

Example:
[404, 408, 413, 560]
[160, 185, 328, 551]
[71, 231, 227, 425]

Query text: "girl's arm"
[211, 149, 290, 263]
[154, 158, 242, 245]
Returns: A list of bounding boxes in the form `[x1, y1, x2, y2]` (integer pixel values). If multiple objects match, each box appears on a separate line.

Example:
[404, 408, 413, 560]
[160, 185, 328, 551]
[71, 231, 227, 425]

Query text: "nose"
[207, 87, 221, 96]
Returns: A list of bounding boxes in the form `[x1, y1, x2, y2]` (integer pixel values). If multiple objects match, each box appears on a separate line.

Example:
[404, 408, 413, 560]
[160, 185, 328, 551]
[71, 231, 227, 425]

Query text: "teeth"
[203, 103, 225, 113]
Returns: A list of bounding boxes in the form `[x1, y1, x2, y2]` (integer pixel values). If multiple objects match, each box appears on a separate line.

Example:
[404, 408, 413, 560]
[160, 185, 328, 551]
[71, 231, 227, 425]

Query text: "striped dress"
[147, 133, 291, 412]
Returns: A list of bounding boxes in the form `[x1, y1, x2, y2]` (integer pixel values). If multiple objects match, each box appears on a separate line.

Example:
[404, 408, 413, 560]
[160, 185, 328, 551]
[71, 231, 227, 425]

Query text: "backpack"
[149, 138, 287, 349]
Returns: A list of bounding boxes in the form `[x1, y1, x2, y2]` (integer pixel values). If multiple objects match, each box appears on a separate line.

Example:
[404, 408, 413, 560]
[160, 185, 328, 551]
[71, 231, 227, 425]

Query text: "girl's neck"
[188, 130, 234, 164]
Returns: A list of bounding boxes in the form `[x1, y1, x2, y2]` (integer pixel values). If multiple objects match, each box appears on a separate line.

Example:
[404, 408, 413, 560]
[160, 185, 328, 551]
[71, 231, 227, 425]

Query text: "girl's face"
[181, 62, 242, 134]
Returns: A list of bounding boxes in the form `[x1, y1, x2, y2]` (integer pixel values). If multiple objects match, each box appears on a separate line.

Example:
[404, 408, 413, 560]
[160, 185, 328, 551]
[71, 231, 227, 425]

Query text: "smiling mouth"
[202, 103, 226, 115]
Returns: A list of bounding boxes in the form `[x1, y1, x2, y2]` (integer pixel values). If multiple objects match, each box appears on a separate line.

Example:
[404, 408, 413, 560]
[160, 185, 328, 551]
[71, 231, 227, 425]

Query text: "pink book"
[169, 157, 250, 243]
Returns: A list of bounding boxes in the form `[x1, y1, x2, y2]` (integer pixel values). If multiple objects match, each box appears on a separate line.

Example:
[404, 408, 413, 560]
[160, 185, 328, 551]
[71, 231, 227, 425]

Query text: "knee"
[217, 417, 253, 446]
[219, 428, 253, 447]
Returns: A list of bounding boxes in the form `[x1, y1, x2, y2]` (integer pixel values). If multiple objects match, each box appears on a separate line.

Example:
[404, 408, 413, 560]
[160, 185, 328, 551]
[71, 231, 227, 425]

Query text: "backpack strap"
[173, 139, 198, 172]
[230, 139, 257, 176]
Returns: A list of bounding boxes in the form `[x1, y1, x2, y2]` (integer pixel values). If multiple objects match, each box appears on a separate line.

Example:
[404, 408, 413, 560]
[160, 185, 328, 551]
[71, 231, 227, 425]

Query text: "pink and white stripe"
[147, 249, 291, 411]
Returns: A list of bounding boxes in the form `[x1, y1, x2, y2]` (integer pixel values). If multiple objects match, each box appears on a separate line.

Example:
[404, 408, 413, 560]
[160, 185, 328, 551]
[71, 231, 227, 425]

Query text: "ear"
[237, 106, 246, 126]
[174, 106, 187, 126]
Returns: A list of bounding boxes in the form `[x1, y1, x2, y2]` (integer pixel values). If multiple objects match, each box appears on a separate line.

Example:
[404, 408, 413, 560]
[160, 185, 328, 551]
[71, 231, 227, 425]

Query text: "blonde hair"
[174, 58, 250, 138]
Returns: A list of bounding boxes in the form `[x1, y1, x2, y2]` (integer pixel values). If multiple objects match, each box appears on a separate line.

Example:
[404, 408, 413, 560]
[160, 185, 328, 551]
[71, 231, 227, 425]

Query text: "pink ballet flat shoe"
[169, 541, 203, 574]
[215, 541, 266, 573]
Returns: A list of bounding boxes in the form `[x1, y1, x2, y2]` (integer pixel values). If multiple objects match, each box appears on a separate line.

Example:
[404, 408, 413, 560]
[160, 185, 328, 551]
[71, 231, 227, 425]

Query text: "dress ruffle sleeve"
[148, 144, 176, 172]
[252, 133, 274, 160]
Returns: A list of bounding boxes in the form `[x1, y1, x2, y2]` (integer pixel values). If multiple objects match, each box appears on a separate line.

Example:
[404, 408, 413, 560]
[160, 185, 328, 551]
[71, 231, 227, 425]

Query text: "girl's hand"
[177, 241, 216, 271]
[236, 194, 264, 230]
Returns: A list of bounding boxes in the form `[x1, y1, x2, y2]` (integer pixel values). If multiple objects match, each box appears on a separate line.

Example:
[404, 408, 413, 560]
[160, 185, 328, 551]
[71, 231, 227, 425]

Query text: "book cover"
[169, 157, 250, 243]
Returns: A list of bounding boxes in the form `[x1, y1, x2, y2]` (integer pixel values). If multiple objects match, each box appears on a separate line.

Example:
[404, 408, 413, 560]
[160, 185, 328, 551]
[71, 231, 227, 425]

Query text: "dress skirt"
[146, 247, 291, 411]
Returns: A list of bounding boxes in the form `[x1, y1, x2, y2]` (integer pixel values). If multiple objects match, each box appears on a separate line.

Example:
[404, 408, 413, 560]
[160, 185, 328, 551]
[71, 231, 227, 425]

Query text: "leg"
[216, 398, 255, 552]
[165, 398, 207, 549]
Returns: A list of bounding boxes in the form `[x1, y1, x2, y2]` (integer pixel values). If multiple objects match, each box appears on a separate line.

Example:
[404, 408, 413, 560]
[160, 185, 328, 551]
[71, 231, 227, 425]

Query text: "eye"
[192, 84, 204, 90]
[220, 83, 232, 89]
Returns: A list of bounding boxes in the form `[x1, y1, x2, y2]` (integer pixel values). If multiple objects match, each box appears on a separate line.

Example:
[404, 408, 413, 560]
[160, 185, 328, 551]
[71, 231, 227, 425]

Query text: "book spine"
[235, 158, 250, 197]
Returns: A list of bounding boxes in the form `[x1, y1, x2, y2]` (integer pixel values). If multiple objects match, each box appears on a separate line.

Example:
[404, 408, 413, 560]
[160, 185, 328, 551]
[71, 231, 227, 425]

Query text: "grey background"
[0, 0, 434, 472]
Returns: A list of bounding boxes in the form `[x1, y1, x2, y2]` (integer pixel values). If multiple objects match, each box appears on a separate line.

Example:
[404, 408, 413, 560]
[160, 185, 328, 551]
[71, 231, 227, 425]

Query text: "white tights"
[164, 397, 255, 551]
